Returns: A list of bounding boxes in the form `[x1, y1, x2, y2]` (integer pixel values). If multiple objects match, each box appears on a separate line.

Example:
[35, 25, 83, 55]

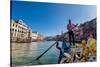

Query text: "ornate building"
[10, 19, 43, 43]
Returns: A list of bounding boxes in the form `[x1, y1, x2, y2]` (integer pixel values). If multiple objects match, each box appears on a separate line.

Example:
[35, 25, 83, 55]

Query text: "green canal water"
[11, 41, 62, 66]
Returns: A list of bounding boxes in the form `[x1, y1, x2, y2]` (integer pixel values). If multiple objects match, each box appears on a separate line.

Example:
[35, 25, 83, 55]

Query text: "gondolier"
[67, 19, 78, 47]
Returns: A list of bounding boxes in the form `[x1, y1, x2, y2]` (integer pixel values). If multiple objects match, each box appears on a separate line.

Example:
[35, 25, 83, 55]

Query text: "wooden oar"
[35, 41, 57, 60]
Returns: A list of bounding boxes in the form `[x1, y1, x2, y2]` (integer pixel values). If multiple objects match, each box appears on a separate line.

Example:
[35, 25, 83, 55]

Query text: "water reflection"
[11, 41, 62, 66]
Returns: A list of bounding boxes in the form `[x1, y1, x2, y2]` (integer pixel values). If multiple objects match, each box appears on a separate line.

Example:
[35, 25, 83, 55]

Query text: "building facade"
[31, 32, 44, 41]
[10, 19, 43, 43]
[10, 19, 29, 42]
[31, 32, 38, 40]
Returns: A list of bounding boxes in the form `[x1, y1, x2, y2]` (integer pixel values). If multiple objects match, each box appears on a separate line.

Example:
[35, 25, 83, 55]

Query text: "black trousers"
[68, 31, 75, 46]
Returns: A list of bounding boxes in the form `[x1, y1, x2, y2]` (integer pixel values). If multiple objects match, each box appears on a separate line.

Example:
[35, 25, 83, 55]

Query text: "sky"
[11, 1, 96, 37]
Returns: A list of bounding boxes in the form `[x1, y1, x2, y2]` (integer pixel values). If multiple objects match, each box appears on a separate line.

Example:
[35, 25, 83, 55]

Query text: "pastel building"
[10, 19, 29, 42]
[10, 19, 43, 42]
[31, 32, 39, 40]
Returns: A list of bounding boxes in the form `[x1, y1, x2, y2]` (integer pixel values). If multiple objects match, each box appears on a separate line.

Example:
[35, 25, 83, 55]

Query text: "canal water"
[11, 41, 62, 66]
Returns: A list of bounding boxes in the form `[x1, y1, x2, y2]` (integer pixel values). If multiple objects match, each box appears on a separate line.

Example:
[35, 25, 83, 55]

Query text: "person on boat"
[87, 33, 96, 54]
[56, 37, 78, 63]
[56, 37, 71, 63]
[61, 38, 78, 63]
[77, 40, 89, 61]
[67, 19, 78, 47]
[87, 33, 96, 61]
[61, 38, 72, 63]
